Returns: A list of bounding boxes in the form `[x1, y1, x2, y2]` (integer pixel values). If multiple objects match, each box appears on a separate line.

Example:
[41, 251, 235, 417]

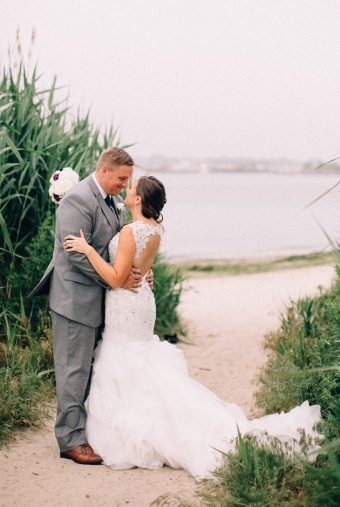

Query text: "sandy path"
[0, 265, 335, 507]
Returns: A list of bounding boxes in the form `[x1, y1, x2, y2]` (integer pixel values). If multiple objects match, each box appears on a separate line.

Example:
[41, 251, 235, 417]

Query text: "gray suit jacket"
[29, 174, 125, 328]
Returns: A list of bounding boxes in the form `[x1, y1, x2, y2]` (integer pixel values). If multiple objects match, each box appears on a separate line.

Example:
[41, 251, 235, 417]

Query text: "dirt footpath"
[0, 265, 335, 507]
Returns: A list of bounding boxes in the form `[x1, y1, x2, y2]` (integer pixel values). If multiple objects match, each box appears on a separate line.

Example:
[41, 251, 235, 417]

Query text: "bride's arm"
[64, 229, 136, 289]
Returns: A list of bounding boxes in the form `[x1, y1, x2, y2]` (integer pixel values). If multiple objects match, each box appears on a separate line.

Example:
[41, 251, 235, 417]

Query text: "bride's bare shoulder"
[118, 225, 134, 243]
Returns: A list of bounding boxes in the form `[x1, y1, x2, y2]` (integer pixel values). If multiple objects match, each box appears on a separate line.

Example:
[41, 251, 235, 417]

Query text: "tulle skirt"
[85, 334, 322, 479]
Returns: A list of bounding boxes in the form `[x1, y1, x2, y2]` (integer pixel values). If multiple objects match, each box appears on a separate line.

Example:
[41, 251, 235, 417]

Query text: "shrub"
[153, 254, 185, 339]
[0, 54, 184, 443]
[256, 275, 340, 442]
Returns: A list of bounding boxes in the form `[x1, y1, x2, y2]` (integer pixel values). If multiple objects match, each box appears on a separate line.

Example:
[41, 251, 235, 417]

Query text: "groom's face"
[98, 164, 133, 196]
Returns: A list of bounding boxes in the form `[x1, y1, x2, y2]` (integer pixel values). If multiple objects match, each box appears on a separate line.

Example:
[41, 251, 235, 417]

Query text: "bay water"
[153, 171, 340, 261]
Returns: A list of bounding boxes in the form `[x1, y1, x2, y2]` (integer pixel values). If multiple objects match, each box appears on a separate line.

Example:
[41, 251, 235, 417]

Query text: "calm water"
[152, 171, 340, 261]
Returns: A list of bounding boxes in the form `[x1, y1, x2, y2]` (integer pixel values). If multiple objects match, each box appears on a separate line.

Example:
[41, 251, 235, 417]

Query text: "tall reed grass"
[0, 57, 121, 441]
[0, 54, 184, 442]
[0, 59, 121, 337]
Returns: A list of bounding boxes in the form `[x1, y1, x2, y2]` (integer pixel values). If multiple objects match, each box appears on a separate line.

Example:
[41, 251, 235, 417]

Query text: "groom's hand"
[121, 267, 142, 293]
[146, 267, 154, 290]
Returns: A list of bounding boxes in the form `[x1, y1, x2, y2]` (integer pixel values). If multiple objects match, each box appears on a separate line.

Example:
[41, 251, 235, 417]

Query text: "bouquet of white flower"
[49, 167, 80, 203]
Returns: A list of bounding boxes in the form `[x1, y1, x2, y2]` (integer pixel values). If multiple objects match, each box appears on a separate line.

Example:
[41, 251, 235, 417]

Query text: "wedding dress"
[85, 221, 322, 479]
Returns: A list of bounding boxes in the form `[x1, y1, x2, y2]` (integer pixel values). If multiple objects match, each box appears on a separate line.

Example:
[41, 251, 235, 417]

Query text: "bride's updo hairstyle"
[136, 176, 167, 223]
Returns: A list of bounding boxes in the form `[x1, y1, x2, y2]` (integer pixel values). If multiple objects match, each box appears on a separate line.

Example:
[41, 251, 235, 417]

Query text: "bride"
[64, 175, 322, 480]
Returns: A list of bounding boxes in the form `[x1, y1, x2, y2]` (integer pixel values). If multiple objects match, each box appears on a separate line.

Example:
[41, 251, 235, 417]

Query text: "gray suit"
[29, 174, 124, 451]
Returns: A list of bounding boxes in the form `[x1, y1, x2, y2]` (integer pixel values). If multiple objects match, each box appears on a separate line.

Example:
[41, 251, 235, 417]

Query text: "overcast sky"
[2, 0, 340, 163]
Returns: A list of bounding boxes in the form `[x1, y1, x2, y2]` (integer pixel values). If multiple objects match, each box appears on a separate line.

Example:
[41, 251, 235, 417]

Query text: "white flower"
[116, 203, 125, 214]
[49, 167, 80, 204]
[59, 167, 79, 185]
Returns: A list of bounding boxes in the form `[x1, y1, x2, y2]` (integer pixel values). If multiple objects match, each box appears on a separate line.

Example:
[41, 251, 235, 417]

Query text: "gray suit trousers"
[51, 310, 99, 451]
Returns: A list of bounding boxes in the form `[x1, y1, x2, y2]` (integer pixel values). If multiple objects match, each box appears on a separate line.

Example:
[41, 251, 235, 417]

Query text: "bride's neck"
[131, 209, 145, 222]
[130, 209, 156, 225]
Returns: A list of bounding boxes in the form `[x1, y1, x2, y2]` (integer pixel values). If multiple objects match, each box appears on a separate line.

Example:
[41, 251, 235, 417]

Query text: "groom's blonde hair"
[96, 147, 134, 171]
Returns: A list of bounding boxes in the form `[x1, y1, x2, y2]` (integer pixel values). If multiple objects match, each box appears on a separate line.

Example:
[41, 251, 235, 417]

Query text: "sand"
[0, 265, 335, 507]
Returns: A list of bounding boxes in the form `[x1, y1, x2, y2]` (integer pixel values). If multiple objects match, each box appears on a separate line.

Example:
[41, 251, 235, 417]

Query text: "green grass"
[0, 338, 55, 445]
[154, 266, 340, 507]
[177, 251, 335, 278]
[153, 254, 186, 339]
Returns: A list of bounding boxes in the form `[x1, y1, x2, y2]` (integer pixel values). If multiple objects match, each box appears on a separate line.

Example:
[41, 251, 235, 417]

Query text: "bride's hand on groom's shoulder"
[64, 229, 90, 255]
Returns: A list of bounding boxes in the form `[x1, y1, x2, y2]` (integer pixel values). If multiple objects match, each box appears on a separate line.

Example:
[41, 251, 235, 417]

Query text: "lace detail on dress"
[108, 221, 163, 263]
[105, 221, 163, 344]
[126, 221, 163, 260]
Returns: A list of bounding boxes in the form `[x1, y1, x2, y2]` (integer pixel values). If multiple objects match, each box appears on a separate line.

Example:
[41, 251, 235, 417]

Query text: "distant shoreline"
[148, 168, 340, 175]
[169, 251, 337, 277]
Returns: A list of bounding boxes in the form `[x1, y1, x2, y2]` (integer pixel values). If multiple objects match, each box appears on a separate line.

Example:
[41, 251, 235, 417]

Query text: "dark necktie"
[104, 195, 118, 218]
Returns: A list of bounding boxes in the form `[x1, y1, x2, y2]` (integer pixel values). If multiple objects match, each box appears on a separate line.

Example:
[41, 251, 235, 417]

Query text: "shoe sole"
[60, 452, 103, 465]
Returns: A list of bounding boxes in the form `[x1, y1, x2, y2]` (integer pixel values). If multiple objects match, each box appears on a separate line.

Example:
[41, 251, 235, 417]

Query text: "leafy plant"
[0, 58, 122, 345]
[153, 254, 185, 339]
[0, 51, 185, 443]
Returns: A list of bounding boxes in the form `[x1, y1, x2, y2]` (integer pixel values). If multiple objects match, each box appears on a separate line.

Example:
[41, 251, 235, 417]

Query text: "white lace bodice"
[104, 221, 163, 343]
[108, 220, 163, 263]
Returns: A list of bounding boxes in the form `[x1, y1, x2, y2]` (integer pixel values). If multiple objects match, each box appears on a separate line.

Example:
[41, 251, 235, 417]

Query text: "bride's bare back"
[108, 220, 163, 287]
[126, 221, 162, 277]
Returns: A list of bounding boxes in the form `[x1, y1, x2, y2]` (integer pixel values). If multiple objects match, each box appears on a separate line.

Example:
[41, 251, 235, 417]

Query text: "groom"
[29, 147, 141, 465]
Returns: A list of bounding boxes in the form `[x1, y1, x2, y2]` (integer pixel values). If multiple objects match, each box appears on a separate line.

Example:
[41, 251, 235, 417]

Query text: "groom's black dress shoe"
[60, 443, 102, 465]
